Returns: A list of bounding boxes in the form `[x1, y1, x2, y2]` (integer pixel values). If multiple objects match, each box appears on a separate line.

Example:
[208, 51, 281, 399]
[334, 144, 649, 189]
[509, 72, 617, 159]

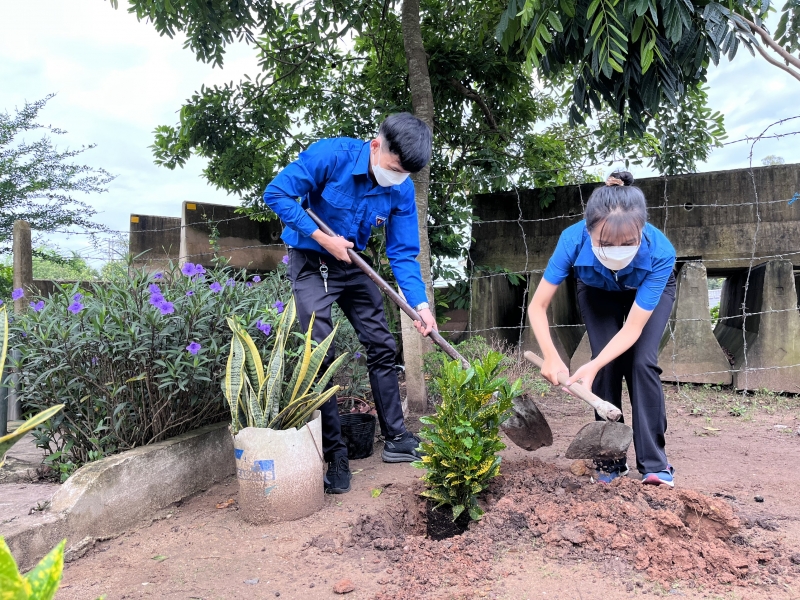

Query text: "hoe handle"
[524, 351, 622, 422]
[305, 208, 470, 369]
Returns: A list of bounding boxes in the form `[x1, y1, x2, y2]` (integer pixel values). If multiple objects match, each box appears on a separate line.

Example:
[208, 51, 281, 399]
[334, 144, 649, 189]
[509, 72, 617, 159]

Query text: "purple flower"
[158, 301, 175, 315]
[11, 288, 24, 301]
[246, 282, 253, 288]
[73, 293, 83, 301]
[282, 255, 289, 265]
[148, 283, 162, 294]
[273, 300, 285, 314]
[30, 300, 45, 312]
[149, 293, 164, 306]
[194, 264, 206, 276]
[0, 300, 4, 306]
[252, 275, 261, 283]
[91, 357, 99, 366]
[181, 263, 198, 277]
[226, 278, 236, 287]
[154, 272, 163, 280]
[68, 301, 84, 314]
[186, 290, 194, 297]
[354, 352, 362, 359]
[209, 282, 223, 293]
[256, 319, 272, 336]
[186, 341, 201, 355]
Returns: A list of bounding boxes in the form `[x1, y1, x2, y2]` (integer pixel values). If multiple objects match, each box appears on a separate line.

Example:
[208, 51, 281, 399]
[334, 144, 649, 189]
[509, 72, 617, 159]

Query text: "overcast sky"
[2, 1, 799, 265]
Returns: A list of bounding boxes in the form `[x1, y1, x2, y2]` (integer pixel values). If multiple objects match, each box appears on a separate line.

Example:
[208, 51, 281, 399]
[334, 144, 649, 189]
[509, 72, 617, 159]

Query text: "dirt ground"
[54, 383, 800, 600]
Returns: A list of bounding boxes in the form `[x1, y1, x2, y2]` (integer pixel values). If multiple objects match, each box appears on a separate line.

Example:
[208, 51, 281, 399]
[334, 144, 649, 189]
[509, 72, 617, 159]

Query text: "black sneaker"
[324, 454, 351, 494]
[382, 431, 423, 463]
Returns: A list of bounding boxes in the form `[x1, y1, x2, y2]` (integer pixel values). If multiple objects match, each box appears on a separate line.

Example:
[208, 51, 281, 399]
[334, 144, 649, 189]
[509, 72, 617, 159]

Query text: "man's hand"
[312, 230, 354, 263]
[413, 307, 437, 336]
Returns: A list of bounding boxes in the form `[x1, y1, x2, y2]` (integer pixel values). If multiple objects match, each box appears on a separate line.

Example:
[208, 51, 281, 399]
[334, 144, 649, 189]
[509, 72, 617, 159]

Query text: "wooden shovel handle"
[524, 351, 622, 422]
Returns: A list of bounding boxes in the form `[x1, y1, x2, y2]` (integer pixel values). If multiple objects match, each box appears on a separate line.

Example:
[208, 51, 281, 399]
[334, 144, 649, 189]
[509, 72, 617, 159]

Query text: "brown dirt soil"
[55, 384, 800, 599]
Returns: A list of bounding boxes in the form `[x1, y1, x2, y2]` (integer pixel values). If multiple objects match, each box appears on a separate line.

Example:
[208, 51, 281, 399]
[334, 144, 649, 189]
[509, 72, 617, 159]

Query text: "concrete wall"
[470, 163, 800, 273]
[179, 202, 286, 270]
[468, 164, 800, 391]
[129, 215, 181, 273]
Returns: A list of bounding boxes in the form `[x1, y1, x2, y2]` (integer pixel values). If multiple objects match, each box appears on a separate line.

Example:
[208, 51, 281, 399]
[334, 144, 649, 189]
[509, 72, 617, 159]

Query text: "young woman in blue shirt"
[528, 172, 677, 487]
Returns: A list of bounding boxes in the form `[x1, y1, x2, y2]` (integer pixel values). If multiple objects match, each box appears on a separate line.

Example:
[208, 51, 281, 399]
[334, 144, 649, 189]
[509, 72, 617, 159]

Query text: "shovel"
[523, 351, 633, 460]
[305, 209, 553, 452]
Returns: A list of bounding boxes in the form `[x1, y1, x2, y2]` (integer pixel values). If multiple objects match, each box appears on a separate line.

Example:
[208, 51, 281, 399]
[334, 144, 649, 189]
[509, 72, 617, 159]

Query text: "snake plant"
[223, 298, 349, 434]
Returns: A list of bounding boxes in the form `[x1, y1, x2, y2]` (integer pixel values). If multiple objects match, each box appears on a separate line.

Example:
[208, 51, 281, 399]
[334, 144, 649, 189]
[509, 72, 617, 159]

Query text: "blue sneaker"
[642, 465, 675, 488]
[594, 459, 629, 484]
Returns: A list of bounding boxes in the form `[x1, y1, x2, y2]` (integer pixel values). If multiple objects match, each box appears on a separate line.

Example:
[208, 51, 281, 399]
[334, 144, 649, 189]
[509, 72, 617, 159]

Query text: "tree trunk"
[401, 0, 435, 413]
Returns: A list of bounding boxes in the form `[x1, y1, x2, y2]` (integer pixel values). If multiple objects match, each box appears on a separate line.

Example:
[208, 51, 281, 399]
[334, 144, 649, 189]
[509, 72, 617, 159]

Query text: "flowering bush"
[9, 259, 296, 480]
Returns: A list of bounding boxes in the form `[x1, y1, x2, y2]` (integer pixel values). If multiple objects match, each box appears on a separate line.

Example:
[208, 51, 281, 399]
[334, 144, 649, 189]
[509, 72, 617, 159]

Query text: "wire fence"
[21, 117, 800, 394]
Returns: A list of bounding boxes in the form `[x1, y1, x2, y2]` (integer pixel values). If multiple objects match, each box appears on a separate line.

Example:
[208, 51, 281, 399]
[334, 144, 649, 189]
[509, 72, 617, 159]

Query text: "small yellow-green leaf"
[151, 555, 168, 562]
[0, 536, 30, 599]
[370, 488, 382, 498]
[23, 539, 65, 600]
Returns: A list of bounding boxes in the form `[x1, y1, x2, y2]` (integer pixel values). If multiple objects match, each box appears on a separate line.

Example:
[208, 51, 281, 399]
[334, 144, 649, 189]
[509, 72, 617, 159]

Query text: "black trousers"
[287, 248, 407, 461]
[575, 274, 676, 474]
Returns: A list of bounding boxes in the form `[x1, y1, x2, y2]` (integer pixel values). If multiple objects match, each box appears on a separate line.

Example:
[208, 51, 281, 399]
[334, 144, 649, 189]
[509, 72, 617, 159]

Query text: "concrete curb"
[2, 422, 234, 571]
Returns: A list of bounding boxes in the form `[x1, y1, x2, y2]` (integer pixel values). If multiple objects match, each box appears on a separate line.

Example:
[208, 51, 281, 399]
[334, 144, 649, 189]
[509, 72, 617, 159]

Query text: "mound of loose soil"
[347, 458, 796, 599]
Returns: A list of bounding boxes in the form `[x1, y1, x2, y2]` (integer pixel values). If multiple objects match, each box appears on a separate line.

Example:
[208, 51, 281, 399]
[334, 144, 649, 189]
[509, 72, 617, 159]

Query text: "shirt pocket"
[321, 186, 355, 210]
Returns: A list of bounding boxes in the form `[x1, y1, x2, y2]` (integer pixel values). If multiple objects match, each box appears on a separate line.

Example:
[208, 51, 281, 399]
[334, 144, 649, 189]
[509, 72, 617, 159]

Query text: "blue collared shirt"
[543, 221, 676, 311]
[263, 137, 427, 307]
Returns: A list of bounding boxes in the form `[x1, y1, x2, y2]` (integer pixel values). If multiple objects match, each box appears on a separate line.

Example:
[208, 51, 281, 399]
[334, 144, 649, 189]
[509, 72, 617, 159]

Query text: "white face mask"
[592, 245, 639, 271]
[372, 143, 410, 187]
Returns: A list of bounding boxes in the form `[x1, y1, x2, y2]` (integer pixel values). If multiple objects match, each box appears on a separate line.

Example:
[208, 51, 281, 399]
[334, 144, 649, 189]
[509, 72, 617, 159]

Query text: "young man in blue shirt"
[263, 113, 436, 494]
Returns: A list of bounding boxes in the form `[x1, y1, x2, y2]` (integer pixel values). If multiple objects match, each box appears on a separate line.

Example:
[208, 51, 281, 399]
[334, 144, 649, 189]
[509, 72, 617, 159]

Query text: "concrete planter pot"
[232, 410, 325, 524]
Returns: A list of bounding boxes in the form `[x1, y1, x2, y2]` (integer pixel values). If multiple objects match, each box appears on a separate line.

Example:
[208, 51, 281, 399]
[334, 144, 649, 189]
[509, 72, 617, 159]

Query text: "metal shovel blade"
[564, 421, 633, 460]
[501, 395, 553, 451]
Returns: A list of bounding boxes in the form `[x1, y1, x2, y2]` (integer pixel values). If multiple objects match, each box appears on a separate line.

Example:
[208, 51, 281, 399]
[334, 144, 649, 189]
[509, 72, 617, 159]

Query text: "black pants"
[287, 248, 406, 461]
[575, 274, 676, 474]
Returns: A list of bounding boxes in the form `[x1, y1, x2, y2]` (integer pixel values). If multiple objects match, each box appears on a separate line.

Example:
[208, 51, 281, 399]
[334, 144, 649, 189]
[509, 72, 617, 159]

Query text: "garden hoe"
[305, 209, 554, 452]
[523, 351, 633, 460]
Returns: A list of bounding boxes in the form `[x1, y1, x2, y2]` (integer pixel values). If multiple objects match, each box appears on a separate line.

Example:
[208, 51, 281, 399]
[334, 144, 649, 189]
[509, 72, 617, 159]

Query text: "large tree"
[0, 95, 113, 253]
[113, 0, 723, 284]
[496, 0, 800, 136]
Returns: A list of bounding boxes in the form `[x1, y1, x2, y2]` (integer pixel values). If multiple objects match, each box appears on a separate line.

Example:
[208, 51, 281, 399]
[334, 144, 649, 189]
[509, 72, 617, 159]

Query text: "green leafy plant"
[414, 351, 522, 522]
[9, 258, 296, 477]
[0, 538, 65, 600]
[224, 298, 349, 433]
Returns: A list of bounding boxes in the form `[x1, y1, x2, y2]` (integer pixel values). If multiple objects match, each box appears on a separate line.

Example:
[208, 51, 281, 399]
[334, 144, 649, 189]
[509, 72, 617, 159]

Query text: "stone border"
[2, 422, 234, 571]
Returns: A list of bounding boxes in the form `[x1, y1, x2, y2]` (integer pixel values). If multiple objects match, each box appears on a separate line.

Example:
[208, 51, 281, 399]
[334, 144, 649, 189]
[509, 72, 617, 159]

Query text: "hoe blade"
[501, 395, 553, 451]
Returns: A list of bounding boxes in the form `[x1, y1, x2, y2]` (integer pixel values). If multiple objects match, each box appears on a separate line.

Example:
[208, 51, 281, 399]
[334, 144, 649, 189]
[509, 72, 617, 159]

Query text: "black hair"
[378, 113, 432, 173]
[585, 171, 647, 243]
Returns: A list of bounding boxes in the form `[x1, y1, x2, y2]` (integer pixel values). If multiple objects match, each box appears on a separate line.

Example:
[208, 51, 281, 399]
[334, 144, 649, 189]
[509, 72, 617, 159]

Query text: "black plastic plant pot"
[426, 499, 471, 541]
[339, 412, 376, 460]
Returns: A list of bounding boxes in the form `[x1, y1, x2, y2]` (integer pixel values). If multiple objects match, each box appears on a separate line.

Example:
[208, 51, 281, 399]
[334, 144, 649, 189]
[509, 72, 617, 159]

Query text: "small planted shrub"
[414, 351, 522, 539]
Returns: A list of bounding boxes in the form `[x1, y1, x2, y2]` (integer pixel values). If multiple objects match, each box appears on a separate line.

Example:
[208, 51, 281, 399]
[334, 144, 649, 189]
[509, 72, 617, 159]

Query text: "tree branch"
[739, 15, 800, 71]
[752, 42, 800, 83]
[447, 78, 508, 141]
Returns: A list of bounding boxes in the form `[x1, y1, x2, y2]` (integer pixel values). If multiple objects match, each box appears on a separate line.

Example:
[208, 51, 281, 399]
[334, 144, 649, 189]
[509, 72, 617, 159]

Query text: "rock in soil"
[333, 578, 355, 594]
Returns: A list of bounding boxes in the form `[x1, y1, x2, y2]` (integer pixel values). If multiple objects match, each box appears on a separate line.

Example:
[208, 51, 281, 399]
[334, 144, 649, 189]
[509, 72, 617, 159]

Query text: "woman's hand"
[541, 355, 570, 387]
[566, 360, 601, 395]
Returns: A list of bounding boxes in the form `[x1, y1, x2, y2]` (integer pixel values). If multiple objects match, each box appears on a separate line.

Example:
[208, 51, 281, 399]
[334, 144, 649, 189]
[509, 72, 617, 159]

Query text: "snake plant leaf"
[23, 539, 65, 600]
[234, 323, 265, 391]
[283, 385, 339, 429]
[312, 352, 350, 395]
[287, 313, 316, 404]
[0, 404, 64, 470]
[245, 377, 264, 429]
[292, 323, 339, 401]
[223, 322, 246, 434]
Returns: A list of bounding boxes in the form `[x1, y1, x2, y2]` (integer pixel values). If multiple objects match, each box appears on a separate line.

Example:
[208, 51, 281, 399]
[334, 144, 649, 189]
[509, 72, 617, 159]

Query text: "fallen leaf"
[216, 498, 236, 509]
[371, 488, 382, 498]
[703, 427, 721, 431]
[152, 555, 167, 562]
[351, 469, 363, 475]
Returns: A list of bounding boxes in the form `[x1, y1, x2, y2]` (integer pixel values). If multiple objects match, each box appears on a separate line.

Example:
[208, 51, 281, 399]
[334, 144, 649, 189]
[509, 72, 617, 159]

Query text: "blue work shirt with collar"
[263, 137, 428, 308]
[542, 220, 676, 311]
